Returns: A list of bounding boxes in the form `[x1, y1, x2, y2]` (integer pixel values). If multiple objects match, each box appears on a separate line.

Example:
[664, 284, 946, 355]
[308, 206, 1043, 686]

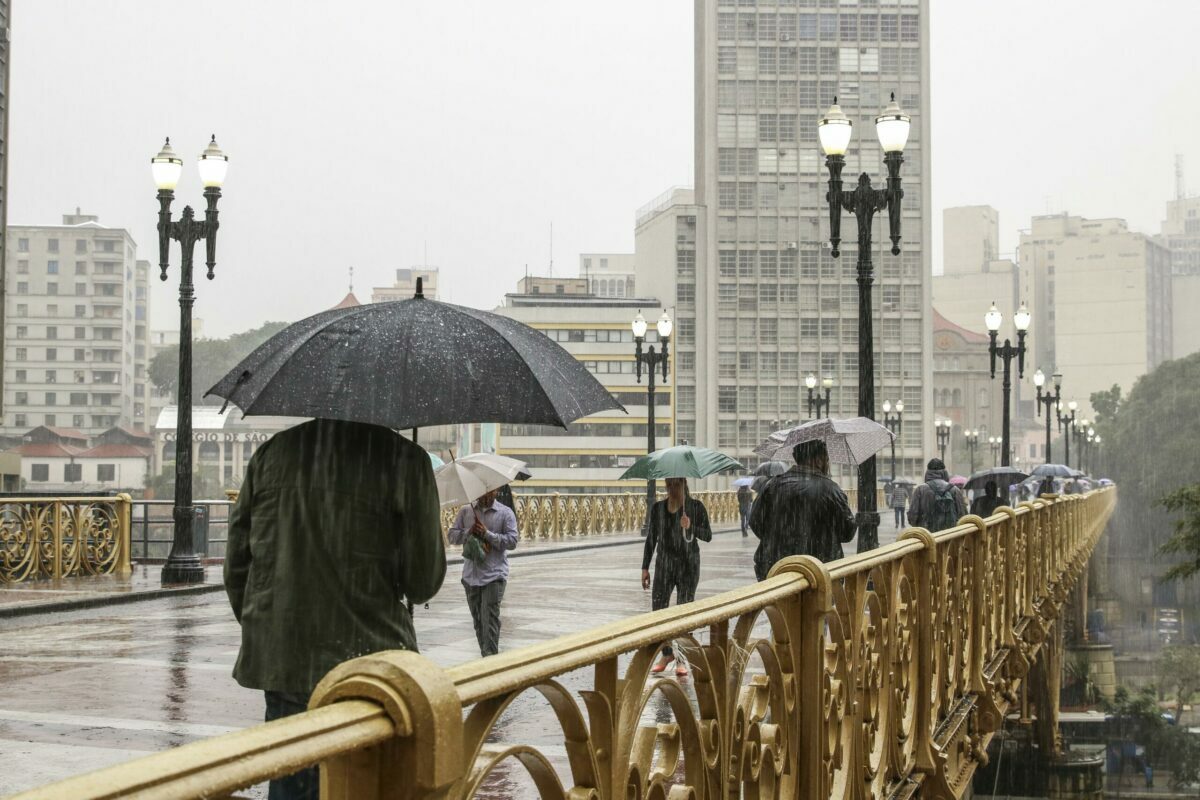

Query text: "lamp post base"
[161, 556, 205, 585]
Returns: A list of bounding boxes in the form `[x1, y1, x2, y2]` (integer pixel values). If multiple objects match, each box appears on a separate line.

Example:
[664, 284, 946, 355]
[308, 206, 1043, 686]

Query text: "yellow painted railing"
[439, 490, 741, 540]
[0, 494, 132, 584]
[16, 489, 1115, 800]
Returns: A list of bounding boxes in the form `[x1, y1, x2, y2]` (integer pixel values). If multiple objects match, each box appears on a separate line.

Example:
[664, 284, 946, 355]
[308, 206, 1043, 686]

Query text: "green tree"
[1157, 644, 1200, 722]
[1159, 485, 1200, 582]
[149, 321, 290, 406]
[1105, 685, 1200, 789]
[1089, 384, 1122, 430]
[1100, 352, 1200, 556]
[143, 465, 224, 500]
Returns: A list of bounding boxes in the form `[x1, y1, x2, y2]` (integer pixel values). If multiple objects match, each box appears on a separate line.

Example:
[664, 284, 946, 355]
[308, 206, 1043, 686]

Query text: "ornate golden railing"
[0, 494, 132, 584]
[440, 490, 742, 541]
[17, 489, 1115, 800]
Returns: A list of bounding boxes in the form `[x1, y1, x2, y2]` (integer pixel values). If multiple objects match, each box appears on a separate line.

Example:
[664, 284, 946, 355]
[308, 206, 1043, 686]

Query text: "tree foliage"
[143, 465, 225, 500]
[1159, 485, 1200, 582]
[1104, 685, 1200, 789]
[1097, 352, 1200, 555]
[1157, 644, 1200, 722]
[149, 322, 290, 406]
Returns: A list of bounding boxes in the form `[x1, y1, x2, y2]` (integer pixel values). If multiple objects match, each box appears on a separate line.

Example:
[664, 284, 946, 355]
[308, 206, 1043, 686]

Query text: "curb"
[0, 525, 742, 619]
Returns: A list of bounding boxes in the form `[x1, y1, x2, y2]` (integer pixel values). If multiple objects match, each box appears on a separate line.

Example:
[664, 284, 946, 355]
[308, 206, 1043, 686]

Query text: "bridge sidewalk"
[0, 526, 743, 619]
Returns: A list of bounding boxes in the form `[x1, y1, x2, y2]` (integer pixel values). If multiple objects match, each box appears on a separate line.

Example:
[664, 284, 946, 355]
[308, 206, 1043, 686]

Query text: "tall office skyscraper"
[681, 0, 933, 478]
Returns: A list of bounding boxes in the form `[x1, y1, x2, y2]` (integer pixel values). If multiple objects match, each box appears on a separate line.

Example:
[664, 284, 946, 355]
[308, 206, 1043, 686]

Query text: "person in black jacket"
[640, 477, 712, 677]
[969, 480, 1005, 518]
[749, 440, 859, 580]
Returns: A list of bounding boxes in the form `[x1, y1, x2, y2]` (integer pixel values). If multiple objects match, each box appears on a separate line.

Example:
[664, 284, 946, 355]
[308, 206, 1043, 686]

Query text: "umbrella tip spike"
[414, 277, 424, 299]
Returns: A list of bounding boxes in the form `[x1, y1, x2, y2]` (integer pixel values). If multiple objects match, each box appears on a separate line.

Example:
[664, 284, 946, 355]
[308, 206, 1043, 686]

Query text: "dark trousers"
[739, 507, 751, 536]
[893, 507, 905, 528]
[464, 579, 506, 657]
[265, 691, 318, 800]
[652, 563, 699, 658]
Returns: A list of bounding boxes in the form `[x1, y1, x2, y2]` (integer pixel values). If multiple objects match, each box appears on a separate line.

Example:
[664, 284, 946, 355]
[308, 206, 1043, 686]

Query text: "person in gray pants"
[448, 487, 519, 657]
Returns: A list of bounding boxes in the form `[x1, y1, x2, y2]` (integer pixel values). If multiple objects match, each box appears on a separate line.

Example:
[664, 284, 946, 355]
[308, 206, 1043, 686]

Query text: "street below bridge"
[0, 525, 898, 796]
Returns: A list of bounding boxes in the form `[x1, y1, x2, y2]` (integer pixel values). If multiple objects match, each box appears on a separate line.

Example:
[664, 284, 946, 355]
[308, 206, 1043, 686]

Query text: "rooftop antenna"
[1177, 154, 1186, 200]
[348, 266, 354, 294]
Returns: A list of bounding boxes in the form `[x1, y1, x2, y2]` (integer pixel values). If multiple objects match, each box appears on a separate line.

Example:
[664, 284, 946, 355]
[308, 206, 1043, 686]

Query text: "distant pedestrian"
[641, 477, 712, 677]
[737, 484, 753, 537]
[225, 419, 445, 800]
[970, 480, 1004, 518]
[1037, 476, 1056, 496]
[889, 481, 909, 528]
[907, 458, 967, 532]
[749, 440, 859, 580]
[448, 487, 519, 658]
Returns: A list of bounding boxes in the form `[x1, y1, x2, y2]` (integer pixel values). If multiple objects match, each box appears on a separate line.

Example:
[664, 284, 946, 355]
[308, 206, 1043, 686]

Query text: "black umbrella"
[964, 466, 1029, 494]
[206, 282, 624, 429]
[754, 460, 790, 478]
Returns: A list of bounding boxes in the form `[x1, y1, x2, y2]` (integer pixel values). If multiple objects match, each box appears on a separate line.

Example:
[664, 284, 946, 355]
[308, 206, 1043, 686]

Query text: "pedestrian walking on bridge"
[641, 477, 712, 677]
[448, 487, 519, 658]
[907, 458, 967, 532]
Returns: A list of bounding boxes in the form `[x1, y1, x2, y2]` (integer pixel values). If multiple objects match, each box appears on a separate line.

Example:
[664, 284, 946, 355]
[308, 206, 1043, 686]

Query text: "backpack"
[927, 485, 959, 532]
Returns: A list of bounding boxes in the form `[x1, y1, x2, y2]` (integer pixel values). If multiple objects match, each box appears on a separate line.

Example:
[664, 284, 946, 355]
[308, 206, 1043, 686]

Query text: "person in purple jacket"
[448, 487, 519, 657]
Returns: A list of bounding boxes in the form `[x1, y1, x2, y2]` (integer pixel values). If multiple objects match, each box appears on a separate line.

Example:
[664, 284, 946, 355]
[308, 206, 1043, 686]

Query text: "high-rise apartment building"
[687, 0, 933, 478]
[2, 212, 152, 435]
[1158, 193, 1200, 276]
[1018, 214, 1172, 416]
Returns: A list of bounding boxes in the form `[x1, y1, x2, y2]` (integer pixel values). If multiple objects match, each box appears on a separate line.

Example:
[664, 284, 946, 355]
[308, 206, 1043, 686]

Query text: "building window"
[718, 386, 737, 413]
[46, 326, 57, 340]
[31, 464, 49, 482]
[75, 239, 88, 254]
[15, 303, 26, 317]
[76, 261, 87, 275]
[74, 327, 85, 339]
[14, 414, 26, 428]
[15, 348, 26, 360]
[15, 326, 26, 338]
[17, 238, 29, 252]
[98, 464, 116, 482]
[45, 392, 56, 406]
[47, 260, 59, 274]
[47, 282, 58, 295]
[14, 391, 27, 405]
[45, 371, 56, 384]
[64, 463, 83, 483]
[46, 348, 57, 361]
[73, 415, 85, 428]
[16, 282, 27, 294]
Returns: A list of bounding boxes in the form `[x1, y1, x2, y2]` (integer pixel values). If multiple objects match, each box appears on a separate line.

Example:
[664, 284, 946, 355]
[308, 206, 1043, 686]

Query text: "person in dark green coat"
[225, 418, 445, 800]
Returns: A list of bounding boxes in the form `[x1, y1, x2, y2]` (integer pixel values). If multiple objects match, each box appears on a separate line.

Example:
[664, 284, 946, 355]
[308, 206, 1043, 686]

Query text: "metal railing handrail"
[14, 488, 1116, 799]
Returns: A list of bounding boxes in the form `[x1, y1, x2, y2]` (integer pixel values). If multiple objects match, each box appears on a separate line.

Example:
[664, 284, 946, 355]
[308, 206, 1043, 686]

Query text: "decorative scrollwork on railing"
[0, 496, 132, 584]
[17, 490, 1118, 800]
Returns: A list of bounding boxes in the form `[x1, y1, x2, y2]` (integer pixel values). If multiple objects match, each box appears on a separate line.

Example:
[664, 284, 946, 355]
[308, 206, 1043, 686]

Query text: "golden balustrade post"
[116, 493, 133, 577]
[963, 515, 1001, 738]
[897, 527, 942, 783]
[310, 650, 464, 800]
[552, 493, 561, 540]
[51, 500, 63, 580]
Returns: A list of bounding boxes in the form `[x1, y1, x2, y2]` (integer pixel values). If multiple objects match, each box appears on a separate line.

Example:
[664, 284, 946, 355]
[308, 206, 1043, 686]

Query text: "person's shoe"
[650, 657, 673, 674]
[675, 664, 689, 678]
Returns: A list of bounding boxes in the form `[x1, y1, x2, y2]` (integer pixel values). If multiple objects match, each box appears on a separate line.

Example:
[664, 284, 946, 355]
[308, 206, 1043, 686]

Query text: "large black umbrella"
[751, 460, 790, 493]
[1031, 463, 1074, 479]
[206, 285, 624, 429]
[964, 466, 1029, 494]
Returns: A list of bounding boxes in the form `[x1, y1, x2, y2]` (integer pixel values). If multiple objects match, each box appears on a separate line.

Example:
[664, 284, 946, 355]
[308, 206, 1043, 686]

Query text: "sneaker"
[675, 664, 689, 678]
[650, 657, 673, 674]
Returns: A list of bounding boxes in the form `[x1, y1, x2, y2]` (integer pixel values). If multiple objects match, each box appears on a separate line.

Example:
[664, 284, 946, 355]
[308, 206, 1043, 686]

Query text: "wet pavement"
[0, 524, 899, 797]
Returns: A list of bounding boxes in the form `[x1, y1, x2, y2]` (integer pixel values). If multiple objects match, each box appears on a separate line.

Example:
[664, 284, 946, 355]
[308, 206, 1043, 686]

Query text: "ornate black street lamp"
[1070, 416, 1093, 473]
[819, 94, 909, 553]
[881, 399, 903, 480]
[1033, 369, 1063, 464]
[989, 435, 1000, 467]
[633, 310, 671, 534]
[152, 136, 228, 586]
[935, 419, 951, 464]
[984, 302, 1030, 468]
[771, 418, 797, 432]
[804, 374, 834, 419]
[965, 429, 980, 474]
[1058, 399, 1078, 467]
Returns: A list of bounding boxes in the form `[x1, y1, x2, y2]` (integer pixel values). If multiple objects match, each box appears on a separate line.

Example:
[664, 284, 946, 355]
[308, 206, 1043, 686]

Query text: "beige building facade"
[1173, 274, 1200, 358]
[580, 253, 636, 298]
[684, 0, 934, 481]
[371, 267, 439, 302]
[2, 212, 153, 436]
[1158, 193, 1200, 276]
[1018, 214, 1172, 417]
[492, 289, 672, 492]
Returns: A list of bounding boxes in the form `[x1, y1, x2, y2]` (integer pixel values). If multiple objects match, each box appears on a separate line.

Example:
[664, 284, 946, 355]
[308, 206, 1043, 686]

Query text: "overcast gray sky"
[9, 1, 1198, 337]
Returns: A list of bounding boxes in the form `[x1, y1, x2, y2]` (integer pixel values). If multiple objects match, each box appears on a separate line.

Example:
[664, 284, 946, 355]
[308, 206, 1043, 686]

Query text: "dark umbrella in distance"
[207, 279, 624, 430]
[1031, 463, 1074, 479]
[752, 460, 790, 493]
[964, 466, 1029, 495]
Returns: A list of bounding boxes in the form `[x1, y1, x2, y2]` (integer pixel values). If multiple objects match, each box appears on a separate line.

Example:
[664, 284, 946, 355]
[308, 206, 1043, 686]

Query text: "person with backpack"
[907, 458, 966, 532]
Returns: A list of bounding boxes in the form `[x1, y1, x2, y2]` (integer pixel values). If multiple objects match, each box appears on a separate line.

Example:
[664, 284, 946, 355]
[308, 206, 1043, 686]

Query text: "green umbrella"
[619, 445, 744, 480]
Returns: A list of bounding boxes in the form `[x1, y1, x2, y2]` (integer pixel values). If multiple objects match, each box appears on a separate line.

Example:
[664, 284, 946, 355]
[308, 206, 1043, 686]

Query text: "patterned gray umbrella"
[754, 416, 894, 466]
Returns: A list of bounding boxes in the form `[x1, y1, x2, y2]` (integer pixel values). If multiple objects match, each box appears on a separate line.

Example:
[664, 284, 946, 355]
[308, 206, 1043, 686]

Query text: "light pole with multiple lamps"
[935, 419, 951, 464]
[989, 435, 1000, 467]
[1058, 400, 1078, 467]
[1070, 417, 1092, 472]
[632, 310, 672, 534]
[152, 136, 228, 586]
[964, 429, 980, 474]
[881, 400, 903, 480]
[1033, 369, 1063, 464]
[819, 93, 910, 553]
[804, 374, 833, 419]
[984, 302, 1030, 468]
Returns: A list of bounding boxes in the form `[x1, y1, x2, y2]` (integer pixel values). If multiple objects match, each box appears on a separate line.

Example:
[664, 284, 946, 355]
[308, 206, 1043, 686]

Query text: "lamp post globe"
[632, 309, 669, 536]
